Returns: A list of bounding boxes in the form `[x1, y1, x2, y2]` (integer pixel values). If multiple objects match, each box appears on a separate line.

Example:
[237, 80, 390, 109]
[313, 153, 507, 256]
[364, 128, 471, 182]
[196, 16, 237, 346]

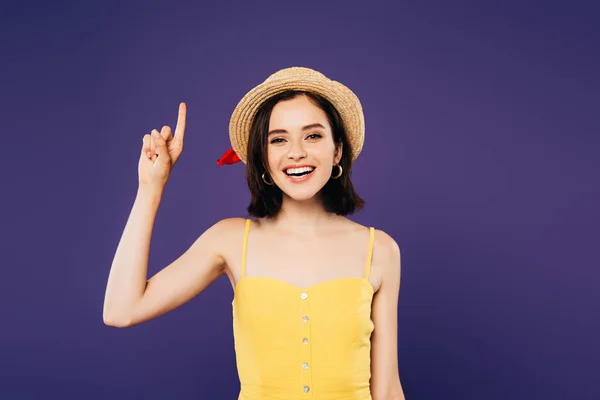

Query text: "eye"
[270, 138, 285, 144]
[306, 133, 322, 140]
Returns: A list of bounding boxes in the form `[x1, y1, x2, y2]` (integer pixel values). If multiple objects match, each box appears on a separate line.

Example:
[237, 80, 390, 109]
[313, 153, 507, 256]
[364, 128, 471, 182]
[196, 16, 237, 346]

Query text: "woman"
[103, 67, 405, 400]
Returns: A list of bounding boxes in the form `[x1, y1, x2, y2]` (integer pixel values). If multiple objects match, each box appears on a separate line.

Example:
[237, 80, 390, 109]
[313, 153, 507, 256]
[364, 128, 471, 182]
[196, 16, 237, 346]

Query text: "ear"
[334, 141, 343, 165]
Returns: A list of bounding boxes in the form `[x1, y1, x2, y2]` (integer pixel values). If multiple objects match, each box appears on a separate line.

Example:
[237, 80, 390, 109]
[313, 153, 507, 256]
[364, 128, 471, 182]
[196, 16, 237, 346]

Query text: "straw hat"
[218, 66, 365, 165]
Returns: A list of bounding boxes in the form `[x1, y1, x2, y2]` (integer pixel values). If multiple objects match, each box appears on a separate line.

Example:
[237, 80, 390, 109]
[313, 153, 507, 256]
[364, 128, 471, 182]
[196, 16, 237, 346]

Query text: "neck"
[268, 193, 339, 235]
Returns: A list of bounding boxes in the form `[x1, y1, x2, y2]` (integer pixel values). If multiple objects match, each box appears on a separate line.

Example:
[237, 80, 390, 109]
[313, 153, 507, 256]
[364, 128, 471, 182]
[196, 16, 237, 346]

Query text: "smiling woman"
[104, 66, 405, 400]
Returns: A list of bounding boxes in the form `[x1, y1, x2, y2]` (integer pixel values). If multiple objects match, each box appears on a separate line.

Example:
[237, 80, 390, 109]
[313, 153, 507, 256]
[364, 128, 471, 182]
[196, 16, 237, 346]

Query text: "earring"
[262, 171, 274, 185]
[331, 164, 343, 179]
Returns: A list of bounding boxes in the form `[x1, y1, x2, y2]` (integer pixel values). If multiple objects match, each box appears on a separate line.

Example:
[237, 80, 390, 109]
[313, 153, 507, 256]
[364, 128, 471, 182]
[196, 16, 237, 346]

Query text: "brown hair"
[246, 90, 365, 218]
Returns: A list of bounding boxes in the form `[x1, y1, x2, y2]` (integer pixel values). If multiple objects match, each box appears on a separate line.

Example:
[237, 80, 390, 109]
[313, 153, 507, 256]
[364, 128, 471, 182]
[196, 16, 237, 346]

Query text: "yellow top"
[232, 219, 376, 400]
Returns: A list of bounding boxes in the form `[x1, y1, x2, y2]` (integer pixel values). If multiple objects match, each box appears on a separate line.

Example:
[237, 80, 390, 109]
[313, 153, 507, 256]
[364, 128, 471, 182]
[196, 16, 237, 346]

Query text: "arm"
[370, 230, 406, 400]
[102, 184, 243, 327]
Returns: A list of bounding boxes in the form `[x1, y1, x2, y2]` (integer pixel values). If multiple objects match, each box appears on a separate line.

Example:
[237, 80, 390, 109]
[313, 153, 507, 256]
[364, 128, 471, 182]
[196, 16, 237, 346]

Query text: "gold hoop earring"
[262, 171, 274, 185]
[331, 164, 343, 179]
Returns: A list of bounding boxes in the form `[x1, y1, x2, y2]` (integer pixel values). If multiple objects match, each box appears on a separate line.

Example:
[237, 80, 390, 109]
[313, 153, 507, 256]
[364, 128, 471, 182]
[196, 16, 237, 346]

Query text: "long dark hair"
[246, 90, 365, 218]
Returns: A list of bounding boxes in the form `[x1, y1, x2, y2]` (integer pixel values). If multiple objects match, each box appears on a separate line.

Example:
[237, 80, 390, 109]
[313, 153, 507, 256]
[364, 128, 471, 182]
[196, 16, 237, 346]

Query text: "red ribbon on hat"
[216, 147, 241, 166]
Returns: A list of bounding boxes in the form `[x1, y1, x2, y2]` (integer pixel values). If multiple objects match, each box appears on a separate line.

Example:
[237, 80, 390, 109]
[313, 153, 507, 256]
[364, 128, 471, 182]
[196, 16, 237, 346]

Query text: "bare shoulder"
[342, 219, 400, 260]
[210, 216, 248, 235]
[373, 228, 401, 263]
[206, 217, 246, 242]
[197, 217, 248, 261]
[207, 217, 249, 275]
[371, 228, 402, 291]
[337, 218, 400, 289]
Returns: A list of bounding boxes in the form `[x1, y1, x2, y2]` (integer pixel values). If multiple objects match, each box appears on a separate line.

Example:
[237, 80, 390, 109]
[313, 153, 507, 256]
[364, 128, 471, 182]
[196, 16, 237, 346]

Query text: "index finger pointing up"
[174, 102, 187, 142]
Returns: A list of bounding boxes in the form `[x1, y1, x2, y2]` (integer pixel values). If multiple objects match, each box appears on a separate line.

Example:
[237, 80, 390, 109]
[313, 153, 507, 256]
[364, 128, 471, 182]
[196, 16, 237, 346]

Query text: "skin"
[103, 98, 405, 399]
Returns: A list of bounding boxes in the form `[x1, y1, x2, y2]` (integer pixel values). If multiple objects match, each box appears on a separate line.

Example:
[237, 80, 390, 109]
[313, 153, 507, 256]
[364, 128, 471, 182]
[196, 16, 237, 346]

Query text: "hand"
[138, 102, 186, 188]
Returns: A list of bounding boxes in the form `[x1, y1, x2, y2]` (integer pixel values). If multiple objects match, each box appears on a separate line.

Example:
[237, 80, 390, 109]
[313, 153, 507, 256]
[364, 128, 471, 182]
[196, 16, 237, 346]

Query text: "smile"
[283, 166, 316, 183]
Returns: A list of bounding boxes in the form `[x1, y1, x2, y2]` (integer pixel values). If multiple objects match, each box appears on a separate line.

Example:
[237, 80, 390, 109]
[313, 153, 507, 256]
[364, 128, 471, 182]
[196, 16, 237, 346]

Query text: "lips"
[282, 165, 316, 183]
[284, 166, 315, 177]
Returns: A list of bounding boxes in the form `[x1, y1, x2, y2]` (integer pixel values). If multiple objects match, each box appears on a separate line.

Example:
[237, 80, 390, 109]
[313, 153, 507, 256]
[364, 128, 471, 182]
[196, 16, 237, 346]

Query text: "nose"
[287, 139, 307, 160]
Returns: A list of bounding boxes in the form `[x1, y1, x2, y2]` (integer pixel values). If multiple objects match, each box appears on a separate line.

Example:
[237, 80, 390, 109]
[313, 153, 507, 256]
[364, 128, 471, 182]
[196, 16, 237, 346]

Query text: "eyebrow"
[267, 123, 326, 136]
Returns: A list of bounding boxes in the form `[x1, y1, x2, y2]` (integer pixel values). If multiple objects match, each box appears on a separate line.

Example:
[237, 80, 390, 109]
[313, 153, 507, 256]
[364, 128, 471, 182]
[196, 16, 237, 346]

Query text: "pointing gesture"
[138, 102, 187, 188]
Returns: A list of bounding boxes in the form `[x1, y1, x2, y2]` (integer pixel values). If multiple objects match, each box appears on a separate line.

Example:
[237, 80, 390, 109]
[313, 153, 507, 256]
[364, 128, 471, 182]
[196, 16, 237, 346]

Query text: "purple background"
[2, 1, 598, 399]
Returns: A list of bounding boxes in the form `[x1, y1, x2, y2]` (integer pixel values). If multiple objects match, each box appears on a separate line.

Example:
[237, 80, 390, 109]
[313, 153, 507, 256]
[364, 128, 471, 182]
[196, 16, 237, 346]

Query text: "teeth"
[285, 167, 314, 175]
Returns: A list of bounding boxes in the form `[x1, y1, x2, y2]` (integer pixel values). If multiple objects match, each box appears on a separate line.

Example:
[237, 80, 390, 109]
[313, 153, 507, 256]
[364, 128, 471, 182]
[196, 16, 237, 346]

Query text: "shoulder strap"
[365, 227, 375, 280]
[241, 219, 251, 278]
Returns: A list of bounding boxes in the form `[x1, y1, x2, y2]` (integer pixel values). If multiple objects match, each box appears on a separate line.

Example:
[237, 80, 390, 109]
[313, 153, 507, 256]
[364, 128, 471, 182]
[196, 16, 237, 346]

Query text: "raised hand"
[138, 102, 187, 188]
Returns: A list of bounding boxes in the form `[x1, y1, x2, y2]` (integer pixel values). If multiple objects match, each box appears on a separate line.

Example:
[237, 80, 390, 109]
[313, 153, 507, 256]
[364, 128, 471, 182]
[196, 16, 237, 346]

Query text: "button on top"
[302, 362, 309, 369]
[302, 315, 309, 322]
[303, 385, 310, 392]
[302, 337, 309, 344]
[300, 292, 308, 300]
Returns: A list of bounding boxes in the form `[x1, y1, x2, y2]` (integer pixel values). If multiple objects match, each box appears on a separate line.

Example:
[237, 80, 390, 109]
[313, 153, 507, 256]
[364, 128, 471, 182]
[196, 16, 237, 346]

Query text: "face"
[266, 95, 342, 202]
